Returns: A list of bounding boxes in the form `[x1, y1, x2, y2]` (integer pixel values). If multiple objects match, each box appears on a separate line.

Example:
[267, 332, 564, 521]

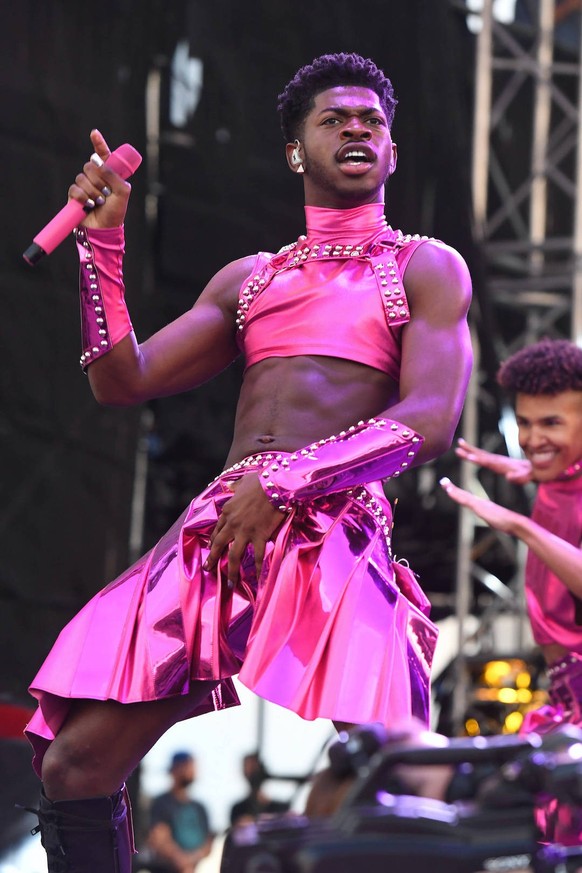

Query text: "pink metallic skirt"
[26, 458, 438, 774]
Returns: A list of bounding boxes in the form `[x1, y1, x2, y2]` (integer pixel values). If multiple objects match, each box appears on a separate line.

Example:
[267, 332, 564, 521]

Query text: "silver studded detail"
[77, 228, 112, 368]
[354, 487, 393, 555]
[235, 225, 430, 335]
[75, 227, 128, 370]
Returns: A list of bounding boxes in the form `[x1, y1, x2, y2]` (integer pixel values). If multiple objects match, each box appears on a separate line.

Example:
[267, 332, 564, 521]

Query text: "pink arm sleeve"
[76, 226, 133, 371]
[258, 417, 424, 511]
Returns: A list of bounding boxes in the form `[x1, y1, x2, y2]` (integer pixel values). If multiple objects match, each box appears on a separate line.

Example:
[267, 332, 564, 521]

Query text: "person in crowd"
[144, 752, 212, 873]
[25, 51, 472, 872]
[441, 337, 582, 844]
[229, 753, 289, 827]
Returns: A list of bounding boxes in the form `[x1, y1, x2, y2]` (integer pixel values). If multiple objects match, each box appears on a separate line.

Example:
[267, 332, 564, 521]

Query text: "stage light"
[457, 654, 548, 737]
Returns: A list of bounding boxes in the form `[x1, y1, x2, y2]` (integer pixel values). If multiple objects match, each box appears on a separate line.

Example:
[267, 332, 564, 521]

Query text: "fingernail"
[90, 152, 104, 168]
[102, 186, 112, 198]
[227, 579, 235, 590]
[95, 195, 105, 206]
[83, 198, 96, 213]
[440, 477, 451, 487]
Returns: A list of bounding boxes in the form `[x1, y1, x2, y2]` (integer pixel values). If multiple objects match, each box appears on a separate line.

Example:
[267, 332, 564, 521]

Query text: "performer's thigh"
[42, 681, 219, 798]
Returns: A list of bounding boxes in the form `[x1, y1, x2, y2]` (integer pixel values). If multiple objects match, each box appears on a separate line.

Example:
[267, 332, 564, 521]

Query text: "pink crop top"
[235, 203, 431, 380]
[525, 470, 582, 652]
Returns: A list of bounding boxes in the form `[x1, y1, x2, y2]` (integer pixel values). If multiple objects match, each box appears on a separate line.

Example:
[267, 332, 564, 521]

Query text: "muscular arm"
[87, 257, 254, 406]
[440, 477, 582, 599]
[385, 240, 473, 461]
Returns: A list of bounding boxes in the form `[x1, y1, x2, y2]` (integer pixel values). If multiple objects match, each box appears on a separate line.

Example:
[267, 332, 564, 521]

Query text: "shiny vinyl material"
[521, 654, 582, 845]
[26, 459, 437, 774]
[239, 202, 429, 378]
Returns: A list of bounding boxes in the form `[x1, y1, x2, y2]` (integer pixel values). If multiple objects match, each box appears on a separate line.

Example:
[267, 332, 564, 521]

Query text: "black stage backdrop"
[0, 0, 477, 850]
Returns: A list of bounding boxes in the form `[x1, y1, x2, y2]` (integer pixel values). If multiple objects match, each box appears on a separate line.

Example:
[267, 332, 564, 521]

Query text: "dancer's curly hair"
[277, 52, 397, 141]
[497, 338, 582, 396]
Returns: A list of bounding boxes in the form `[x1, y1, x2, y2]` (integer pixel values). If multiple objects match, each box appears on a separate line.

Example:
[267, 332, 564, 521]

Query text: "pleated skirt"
[26, 457, 438, 774]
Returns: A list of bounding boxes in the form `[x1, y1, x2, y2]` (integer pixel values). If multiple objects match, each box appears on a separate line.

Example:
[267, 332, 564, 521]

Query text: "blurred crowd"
[134, 749, 294, 873]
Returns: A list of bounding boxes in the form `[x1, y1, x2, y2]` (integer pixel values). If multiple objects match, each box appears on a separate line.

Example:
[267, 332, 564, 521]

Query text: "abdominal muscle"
[223, 354, 399, 468]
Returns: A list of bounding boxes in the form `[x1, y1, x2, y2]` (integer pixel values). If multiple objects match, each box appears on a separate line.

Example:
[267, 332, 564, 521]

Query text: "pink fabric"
[238, 203, 430, 379]
[258, 417, 423, 511]
[77, 226, 133, 370]
[521, 471, 582, 845]
[521, 654, 582, 846]
[26, 460, 437, 776]
[525, 473, 582, 651]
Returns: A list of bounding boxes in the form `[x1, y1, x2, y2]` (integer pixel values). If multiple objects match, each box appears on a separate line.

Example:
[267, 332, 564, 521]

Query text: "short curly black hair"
[277, 52, 397, 142]
[497, 338, 582, 396]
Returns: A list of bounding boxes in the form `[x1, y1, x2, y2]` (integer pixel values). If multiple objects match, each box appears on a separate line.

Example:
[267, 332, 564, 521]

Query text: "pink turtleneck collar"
[304, 202, 389, 244]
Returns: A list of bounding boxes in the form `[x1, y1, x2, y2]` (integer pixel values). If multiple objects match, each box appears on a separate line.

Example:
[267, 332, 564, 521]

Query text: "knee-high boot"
[30, 786, 134, 873]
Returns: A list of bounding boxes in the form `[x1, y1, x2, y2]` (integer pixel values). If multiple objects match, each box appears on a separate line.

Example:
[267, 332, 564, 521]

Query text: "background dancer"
[441, 337, 582, 844]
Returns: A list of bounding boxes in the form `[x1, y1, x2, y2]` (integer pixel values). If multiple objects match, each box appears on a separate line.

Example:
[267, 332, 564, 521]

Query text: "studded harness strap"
[235, 229, 431, 335]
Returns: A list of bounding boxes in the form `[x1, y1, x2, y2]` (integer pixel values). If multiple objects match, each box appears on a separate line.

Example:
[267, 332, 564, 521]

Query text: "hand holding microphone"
[23, 130, 142, 266]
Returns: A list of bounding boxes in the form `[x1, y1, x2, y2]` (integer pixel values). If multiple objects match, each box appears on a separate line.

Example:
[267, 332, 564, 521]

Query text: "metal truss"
[451, 0, 582, 729]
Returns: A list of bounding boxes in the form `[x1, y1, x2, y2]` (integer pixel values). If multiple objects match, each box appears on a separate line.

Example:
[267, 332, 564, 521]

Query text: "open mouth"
[337, 144, 375, 165]
[528, 449, 558, 468]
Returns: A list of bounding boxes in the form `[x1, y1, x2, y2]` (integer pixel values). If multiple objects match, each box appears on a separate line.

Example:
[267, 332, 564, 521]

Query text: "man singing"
[26, 53, 472, 872]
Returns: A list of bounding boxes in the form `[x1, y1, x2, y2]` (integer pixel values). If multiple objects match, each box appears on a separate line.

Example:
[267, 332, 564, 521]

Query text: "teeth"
[344, 151, 367, 159]
[530, 450, 556, 463]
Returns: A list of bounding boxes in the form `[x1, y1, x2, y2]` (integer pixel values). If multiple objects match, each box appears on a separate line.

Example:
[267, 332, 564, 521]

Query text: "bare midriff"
[223, 354, 399, 468]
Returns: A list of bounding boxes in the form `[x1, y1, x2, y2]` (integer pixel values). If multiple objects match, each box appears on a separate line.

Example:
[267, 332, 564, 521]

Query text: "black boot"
[30, 786, 133, 873]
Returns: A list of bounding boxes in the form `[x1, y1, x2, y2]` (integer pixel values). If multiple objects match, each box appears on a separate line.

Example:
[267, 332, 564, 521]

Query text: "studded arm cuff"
[75, 226, 133, 371]
[258, 417, 424, 512]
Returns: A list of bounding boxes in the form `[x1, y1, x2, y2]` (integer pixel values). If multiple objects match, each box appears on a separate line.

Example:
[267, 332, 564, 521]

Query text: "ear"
[285, 141, 304, 174]
[388, 142, 398, 176]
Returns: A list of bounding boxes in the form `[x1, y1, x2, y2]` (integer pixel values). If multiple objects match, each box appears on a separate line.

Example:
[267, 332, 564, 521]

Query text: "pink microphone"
[23, 143, 142, 266]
